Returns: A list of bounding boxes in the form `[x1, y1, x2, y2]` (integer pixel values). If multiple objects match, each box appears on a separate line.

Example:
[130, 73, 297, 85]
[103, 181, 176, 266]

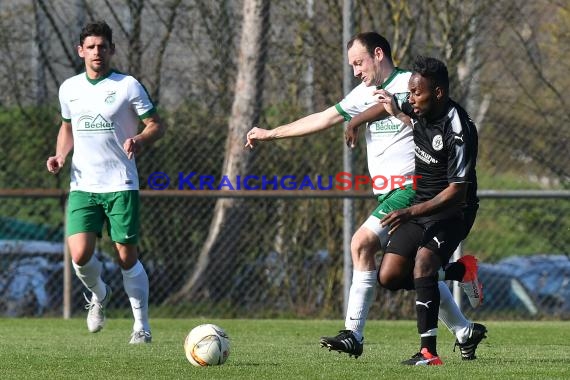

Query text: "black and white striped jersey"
[401, 100, 479, 221]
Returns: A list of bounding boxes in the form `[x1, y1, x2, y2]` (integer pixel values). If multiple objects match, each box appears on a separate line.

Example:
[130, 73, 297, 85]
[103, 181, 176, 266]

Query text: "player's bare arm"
[245, 106, 344, 149]
[347, 101, 387, 131]
[345, 97, 391, 148]
[374, 89, 413, 127]
[380, 182, 468, 233]
[344, 122, 360, 148]
[124, 113, 166, 159]
[46, 121, 74, 174]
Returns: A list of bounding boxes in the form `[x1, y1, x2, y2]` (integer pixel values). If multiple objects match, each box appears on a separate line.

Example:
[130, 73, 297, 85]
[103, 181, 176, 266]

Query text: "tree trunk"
[168, 0, 269, 303]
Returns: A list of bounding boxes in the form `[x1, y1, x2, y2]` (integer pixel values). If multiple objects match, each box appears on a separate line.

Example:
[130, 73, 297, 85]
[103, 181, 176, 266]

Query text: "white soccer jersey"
[59, 70, 155, 192]
[335, 68, 415, 194]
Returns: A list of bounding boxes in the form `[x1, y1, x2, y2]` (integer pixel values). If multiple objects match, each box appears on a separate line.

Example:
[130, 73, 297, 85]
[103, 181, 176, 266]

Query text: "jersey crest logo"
[104, 91, 116, 104]
[432, 134, 443, 151]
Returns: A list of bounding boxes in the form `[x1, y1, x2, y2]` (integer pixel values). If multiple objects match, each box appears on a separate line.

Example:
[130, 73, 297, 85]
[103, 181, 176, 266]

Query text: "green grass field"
[0, 318, 568, 379]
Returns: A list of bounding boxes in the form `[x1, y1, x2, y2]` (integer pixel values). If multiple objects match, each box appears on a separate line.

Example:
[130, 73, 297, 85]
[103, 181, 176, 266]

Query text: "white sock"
[345, 270, 376, 341]
[438, 281, 471, 343]
[72, 256, 107, 301]
[122, 260, 150, 332]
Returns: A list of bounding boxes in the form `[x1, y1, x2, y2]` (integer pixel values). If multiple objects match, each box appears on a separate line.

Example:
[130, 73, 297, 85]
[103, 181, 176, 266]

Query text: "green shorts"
[371, 185, 416, 219]
[66, 190, 140, 244]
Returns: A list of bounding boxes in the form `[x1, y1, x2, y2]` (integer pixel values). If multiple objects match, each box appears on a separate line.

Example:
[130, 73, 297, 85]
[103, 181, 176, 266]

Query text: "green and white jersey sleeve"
[59, 70, 156, 192]
[335, 68, 415, 194]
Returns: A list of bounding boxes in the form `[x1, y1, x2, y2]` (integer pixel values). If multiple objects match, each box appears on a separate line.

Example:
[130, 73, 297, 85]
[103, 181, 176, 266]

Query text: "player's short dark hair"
[412, 55, 449, 92]
[79, 21, 113, 46]
[347, 32, 393, 62]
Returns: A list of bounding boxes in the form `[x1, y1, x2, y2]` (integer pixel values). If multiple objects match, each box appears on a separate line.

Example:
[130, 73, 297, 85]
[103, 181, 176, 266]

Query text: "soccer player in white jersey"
[46, 21, 166, 344]
[245, 32, 484, 359]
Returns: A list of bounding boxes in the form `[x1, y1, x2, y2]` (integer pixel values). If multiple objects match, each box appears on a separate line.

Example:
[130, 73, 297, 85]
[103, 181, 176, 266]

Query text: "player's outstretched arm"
[245, 106, 344, 149]
[345, 100, 391, 148]
[345, 101, 390, 148]
[375, 89, 412, 127]
[46, 121, 73, 174]
[380, 183, 468, 233]
[409, 182, 468, 216]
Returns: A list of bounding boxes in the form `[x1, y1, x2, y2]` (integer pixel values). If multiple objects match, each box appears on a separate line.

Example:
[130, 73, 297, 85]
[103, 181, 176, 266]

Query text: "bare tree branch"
[103, 0, 129, 38]
[511, 24, 567, 108]
[36, 0, 82, 73]
[147, 0, 183, 103]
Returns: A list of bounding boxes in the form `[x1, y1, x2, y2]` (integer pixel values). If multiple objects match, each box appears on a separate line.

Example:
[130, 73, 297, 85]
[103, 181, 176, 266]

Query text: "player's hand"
[245, 127, 271, 149]
[46, 155, 65, 174]
[374, 89, 398, 116]
[345, 123, 360, 148]
[380, 208, 412, 234]
[124, 137, 142, 160]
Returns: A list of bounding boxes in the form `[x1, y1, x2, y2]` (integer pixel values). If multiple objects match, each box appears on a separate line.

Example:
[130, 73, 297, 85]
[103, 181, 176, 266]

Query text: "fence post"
[341, 0, 355, 315]
[453, 242, 463, 309]
[63, 202, 71, 319]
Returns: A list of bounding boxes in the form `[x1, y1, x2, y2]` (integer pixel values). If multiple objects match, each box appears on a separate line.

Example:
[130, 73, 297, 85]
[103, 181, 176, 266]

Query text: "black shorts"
[386, 206, 478, 265]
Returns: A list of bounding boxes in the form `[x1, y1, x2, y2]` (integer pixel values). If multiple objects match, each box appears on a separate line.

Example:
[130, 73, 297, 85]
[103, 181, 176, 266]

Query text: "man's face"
[347, 40, 379, 86]
[407, 73, 437, 118]
[78, 35, 114, 74]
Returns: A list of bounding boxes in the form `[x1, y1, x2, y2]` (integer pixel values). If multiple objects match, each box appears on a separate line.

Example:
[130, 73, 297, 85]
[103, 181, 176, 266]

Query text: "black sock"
[415, 276, 439, 355]
[421, 336, 437, 355]
[444, 261, 466, 281]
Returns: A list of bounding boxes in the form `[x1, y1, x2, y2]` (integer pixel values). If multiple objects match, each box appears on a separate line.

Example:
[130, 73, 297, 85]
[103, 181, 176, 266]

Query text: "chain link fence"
[1, 192, 568, 319]
[0, 0, 568, 320]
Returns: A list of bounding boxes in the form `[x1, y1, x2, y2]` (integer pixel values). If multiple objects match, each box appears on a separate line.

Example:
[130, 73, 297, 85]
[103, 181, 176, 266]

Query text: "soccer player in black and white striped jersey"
[370, 55, 483, 365]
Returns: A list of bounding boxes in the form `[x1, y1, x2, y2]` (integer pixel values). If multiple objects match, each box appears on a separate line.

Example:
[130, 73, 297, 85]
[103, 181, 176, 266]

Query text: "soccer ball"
[184, 324, 230, 367]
